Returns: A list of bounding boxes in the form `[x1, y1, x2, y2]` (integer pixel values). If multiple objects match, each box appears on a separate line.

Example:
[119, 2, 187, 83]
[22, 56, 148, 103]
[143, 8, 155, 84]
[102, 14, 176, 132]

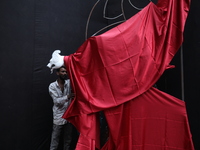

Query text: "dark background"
[0, 0, 199, 149]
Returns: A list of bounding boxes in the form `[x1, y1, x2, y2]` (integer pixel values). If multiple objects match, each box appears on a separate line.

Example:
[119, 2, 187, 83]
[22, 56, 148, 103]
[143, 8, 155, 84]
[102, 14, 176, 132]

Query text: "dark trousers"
[50, 123, 73, 150]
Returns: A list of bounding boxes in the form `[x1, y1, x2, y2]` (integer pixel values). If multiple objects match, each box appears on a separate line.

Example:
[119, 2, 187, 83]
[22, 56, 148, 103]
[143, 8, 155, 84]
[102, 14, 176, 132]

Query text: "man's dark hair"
[56, 66, 66, 72]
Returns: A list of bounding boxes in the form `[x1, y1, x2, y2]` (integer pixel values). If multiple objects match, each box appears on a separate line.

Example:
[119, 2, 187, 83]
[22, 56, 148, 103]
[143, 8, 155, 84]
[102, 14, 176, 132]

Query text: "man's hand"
[68, 93, 75, 100]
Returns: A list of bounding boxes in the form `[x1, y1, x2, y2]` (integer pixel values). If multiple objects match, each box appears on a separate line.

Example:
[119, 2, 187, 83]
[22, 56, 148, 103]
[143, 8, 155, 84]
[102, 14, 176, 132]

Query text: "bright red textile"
[63, 0, 194, 149]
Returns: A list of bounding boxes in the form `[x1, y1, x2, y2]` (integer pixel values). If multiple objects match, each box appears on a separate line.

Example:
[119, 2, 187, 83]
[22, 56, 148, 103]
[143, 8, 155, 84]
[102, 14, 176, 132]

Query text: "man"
[49, 66, 74, 150]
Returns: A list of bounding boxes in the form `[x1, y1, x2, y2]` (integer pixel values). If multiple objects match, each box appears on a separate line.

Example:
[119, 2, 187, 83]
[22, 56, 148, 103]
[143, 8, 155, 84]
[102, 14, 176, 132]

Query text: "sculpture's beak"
[47, 63, 51, 68]
[47, 63, 55, 69]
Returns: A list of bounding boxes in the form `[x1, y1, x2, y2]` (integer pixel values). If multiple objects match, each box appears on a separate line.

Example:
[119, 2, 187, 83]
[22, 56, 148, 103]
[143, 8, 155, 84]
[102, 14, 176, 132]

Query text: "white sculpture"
[47, 50, 64, 73]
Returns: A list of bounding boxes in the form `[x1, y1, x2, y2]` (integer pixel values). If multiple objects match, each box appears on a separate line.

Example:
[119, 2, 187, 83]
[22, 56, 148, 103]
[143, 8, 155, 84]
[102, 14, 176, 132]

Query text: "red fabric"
[63, 0, 194, 149]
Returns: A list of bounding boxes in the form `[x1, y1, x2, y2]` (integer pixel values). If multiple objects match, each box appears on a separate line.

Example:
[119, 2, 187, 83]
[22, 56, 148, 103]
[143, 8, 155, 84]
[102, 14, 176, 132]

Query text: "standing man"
[49, 66, 74, 150]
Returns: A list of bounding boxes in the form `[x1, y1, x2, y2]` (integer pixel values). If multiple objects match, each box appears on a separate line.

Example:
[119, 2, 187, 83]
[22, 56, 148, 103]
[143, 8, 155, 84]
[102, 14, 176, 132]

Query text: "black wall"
[0, 0, 199, 149]
[183, 0, 200, 149]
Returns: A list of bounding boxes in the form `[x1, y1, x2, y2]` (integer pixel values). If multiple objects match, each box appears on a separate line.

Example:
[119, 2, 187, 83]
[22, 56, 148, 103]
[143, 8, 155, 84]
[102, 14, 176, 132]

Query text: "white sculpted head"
[47, 50, 64, 73]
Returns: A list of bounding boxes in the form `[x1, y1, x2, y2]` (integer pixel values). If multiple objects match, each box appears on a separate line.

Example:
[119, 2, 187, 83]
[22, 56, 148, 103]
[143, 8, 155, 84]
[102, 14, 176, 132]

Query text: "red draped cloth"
[63, 0, 194, 149]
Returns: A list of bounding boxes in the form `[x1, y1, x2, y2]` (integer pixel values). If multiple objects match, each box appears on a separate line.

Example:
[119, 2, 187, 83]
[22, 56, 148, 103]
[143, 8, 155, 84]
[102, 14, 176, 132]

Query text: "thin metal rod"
[85, 0, 152, 39]
[103, 0, 123, 19]
[85, 0, 100, 40]
[128, 0, 152, 10]
[180, 45, 185, 101]
[92, 21, 125, 36]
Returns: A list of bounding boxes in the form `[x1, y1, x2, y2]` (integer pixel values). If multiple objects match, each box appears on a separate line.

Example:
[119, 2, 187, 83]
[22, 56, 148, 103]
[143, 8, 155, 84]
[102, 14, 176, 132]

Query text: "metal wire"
[180, 45, 185, 101]
[85, 0, 100, 40]
[92, 21, 124, 36]
[128, 0, 152, 10]
[103, 0, 123, 19]
[85, 0, 152, 39]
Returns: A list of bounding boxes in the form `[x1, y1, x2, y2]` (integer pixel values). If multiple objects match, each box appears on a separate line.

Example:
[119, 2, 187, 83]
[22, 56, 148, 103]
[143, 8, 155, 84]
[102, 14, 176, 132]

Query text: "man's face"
[57, 67, 67, 80]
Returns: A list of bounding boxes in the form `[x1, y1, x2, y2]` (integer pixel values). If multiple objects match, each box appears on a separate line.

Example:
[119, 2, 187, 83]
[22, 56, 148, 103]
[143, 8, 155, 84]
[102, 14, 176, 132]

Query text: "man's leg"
[50, 124, 63, 150]
[63, 122, 73, 150]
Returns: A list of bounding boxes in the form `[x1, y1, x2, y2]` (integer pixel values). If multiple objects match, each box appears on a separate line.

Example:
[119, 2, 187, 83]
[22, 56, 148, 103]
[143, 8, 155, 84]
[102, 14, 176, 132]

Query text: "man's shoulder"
[65, 79, 70, 82]
[49, 81, 57, 88]
[65, 79, 70, 84]
[64, 79, 70, 89]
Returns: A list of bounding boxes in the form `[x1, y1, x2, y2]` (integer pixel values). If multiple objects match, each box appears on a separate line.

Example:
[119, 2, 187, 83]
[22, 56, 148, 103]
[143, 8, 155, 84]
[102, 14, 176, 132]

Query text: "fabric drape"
[63, 0, 194, 149]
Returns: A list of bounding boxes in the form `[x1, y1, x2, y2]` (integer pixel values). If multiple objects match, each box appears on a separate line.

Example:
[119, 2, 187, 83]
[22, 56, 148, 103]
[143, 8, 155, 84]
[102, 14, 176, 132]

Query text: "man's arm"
[49, 84, 70, 105]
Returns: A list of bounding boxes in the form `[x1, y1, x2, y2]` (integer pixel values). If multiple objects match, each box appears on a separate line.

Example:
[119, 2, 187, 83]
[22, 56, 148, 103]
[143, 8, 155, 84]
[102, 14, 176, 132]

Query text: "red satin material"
[63, 0, 194, 149]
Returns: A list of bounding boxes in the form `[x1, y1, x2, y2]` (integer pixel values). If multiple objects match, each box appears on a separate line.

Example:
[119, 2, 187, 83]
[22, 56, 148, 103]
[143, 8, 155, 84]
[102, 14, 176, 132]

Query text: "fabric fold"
[63, 0, 194, 149]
